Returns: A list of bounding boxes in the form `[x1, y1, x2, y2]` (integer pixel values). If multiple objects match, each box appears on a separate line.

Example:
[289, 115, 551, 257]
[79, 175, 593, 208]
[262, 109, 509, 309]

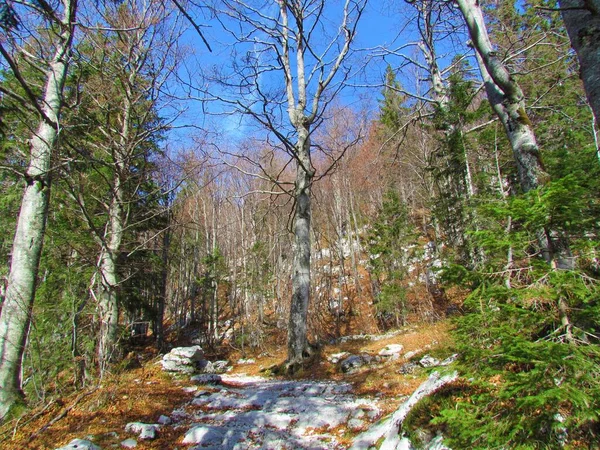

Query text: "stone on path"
[124, 422, 159, 440]
[120, 438, 137, 448]
[55, 439, 101, 450]
[157, 414, 172, 425]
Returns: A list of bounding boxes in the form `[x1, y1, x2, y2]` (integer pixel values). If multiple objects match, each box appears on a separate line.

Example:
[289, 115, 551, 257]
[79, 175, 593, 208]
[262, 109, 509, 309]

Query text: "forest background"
[0, 0, 599, 447]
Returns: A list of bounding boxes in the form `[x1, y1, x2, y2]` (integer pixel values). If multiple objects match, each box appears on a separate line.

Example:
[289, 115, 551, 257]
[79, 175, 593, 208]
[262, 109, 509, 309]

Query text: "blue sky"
[166, 1, 467, 150]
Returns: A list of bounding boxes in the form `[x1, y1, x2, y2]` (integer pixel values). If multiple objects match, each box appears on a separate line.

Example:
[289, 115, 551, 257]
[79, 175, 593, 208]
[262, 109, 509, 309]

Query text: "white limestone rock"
[55, 439, 101, 450]
[419, 355, 440, 368]
[120, 438, 137, 448]
[124, 422, 159, 440]
[379, 344, 404, 357]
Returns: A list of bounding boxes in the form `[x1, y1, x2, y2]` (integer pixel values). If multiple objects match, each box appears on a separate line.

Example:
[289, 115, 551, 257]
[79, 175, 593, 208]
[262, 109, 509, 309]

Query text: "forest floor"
[0, 321, 453, 449]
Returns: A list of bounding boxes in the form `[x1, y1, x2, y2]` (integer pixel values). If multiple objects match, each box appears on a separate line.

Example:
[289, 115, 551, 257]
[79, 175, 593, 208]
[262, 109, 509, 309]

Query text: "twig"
[29, 387, 98, 440]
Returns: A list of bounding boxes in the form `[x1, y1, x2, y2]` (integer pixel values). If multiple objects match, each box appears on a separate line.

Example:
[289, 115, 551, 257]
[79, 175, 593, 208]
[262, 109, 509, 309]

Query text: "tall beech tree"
[0, 0, 77, 421]
[208, 0, 366, 371]
[455, 0, 574, 270]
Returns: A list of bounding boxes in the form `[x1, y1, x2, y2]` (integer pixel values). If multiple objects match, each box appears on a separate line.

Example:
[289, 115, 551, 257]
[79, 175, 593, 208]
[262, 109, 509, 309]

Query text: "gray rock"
[378, 344, 404, 357]
[124, 422, 159, 440]
[340, 354, 378, 373]
[120, 438, 137, 449]
[157, 415, 172, 425]
[55, 439, 101, 450]
[191, 373, 222, 384]
[419, 355, 440, 368]
[439, 354, 458, 366]
[169, 345, 204, 361]
[201, 360, 230, 374]
[160, 358, 196, 373]
[397, 362, 419, 374]
[341, 355, 367, 373]
[161, 346, 206, 373]
[327, 352, 350, 364]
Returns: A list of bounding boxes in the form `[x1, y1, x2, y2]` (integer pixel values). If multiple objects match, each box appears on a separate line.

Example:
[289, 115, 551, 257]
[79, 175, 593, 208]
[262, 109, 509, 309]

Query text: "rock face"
[161, 346, 205, 373]
[55, 439, 101, 450]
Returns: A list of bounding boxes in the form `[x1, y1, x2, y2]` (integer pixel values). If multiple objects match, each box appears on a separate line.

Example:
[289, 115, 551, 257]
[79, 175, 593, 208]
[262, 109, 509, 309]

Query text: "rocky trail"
[4, 323, 455, 449]
[164, 374, 381, 449]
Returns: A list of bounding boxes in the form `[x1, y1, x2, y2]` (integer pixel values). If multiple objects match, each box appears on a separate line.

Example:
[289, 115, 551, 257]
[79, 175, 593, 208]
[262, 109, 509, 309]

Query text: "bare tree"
[559, 0, 600, 127]
[0, 0, 77, 421]
[204, 0, 366, 371]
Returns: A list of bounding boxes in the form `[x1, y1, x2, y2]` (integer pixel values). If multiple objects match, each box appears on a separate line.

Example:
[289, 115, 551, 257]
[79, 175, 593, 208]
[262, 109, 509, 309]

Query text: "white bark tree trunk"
[0, 0, 76, 421]
[287, 128, 314, 369]
[97, 184, 124, 374]
[560, 0, 600, 127]
[456, 0, 574, 269]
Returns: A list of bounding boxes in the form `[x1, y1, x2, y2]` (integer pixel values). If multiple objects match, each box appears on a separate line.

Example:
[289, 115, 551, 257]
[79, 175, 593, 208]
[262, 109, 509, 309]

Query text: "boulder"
[160, 359, 196, 374]
[55, 439, 101, 450]
[169, 345, 204, 361]
[161, 346, 205, 373]
[404, 350, 421, 360]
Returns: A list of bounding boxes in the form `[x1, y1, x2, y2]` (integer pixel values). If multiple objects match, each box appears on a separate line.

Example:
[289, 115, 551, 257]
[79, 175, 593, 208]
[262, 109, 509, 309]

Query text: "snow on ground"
[170, 374, 383, 449]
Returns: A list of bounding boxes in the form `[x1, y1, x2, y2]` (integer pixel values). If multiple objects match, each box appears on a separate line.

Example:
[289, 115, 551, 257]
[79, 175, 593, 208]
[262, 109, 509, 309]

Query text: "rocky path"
[167, 374, 383, 449]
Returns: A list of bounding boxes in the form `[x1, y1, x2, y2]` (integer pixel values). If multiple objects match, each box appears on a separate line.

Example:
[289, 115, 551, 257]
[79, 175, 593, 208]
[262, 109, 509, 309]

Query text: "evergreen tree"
[368, 190, 417, 328]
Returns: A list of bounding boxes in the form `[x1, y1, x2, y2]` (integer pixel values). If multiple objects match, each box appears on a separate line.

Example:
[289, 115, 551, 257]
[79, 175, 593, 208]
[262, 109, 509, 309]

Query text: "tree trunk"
[456, 0, 574, 269]
[560, 0, 600, 127]
[0, 0, 76, 421]
[155, 210, 171, 350]
[97, 249, 120, 375]
[287, 128, 314, 370]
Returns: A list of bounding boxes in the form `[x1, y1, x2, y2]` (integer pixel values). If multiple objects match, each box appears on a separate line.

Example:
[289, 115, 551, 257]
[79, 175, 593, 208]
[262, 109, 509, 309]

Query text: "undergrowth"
[404, 266, 600, 449]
